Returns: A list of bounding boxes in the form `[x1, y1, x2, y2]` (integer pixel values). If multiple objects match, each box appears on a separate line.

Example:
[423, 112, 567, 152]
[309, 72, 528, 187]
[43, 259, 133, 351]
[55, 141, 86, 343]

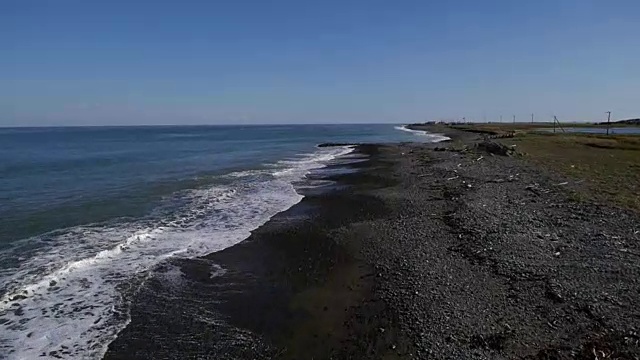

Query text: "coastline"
[105, 131, 640, 359]
[103, 144, 404, 359]
[406, 123, 481, 142]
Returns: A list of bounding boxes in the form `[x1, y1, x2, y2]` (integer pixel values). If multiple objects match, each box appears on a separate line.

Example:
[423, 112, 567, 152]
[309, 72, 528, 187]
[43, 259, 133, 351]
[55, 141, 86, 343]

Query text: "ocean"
[0, 124, 447, 359]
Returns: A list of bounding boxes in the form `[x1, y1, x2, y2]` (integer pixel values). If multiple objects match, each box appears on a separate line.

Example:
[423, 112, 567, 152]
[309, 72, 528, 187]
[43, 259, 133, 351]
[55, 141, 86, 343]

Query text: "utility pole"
[553, 116, 566, 133]
[606, 111, 612, 135]
[531, 113, 534, 124]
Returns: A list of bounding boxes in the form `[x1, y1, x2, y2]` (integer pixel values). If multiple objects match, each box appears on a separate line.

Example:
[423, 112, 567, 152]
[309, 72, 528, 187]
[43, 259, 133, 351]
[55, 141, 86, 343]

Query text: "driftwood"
[475, 140, 518, 157]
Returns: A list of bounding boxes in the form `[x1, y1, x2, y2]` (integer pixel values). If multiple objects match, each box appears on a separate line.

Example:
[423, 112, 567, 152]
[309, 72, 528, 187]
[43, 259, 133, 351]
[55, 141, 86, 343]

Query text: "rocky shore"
[105, 128, 640, 359]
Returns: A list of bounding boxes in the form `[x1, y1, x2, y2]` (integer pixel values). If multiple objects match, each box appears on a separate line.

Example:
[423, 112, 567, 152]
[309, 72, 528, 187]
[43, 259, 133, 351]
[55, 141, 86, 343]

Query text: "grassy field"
[450, 122, 640, 136]
[496, 132, 640, 211]
[450, 123, 549, 135]
[445, 122, 640, 210]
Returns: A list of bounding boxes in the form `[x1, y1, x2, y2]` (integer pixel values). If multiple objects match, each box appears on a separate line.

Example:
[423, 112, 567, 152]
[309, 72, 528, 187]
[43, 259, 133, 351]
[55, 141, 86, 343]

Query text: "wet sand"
[104, 144, 404, 359]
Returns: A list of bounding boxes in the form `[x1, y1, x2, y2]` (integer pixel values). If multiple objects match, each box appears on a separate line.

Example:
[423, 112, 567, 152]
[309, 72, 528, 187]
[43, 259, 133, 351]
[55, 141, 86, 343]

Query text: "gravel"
[344, 139, 640, 359]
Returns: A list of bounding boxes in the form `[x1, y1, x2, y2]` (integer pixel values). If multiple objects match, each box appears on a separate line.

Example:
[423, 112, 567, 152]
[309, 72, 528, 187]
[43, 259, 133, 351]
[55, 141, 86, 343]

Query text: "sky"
[1, 0, 639, 126]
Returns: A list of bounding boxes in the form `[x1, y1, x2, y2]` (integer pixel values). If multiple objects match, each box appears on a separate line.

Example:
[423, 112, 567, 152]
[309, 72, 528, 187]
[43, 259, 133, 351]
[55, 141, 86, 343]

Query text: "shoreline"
[104, 144, 403, 359]
[105, 135, 640, 359]
[406, 123, 482, 143]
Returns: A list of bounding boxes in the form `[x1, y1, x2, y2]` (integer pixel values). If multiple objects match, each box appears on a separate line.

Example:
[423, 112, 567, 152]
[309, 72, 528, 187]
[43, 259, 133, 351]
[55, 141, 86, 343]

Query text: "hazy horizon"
[2, 0, 639, 127]
[1, 118, 635, 129]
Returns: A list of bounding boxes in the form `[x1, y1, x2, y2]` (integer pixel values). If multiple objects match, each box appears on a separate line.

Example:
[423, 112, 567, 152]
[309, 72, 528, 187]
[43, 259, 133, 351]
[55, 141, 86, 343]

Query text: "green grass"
[496, 132, 640, 211]
[450, 122, 640, 136]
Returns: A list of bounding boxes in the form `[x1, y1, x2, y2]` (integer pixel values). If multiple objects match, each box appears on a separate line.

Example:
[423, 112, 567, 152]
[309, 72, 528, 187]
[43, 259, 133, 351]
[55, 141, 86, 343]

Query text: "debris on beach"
[475, 140, 518, 156]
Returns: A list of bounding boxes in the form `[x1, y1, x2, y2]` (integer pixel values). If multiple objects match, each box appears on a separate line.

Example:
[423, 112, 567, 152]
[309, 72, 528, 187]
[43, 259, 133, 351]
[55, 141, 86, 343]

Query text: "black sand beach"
[105, 128, 640, 359]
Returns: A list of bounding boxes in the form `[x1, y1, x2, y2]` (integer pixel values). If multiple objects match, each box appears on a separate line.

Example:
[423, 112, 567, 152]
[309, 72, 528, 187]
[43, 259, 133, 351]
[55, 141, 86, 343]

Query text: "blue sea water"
[0, 124, 446, 359]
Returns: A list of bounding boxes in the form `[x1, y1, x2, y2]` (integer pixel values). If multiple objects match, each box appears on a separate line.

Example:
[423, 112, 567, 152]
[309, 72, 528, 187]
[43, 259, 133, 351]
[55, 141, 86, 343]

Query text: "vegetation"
[450, 122, 640, 136]
[443, 122, 640, 210]
[451, 123, 552, 135]
[498, 132, 640, 211]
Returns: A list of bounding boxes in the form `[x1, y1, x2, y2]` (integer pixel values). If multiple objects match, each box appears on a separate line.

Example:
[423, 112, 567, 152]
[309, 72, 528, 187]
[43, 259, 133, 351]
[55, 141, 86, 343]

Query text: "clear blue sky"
[1, 0, 638, 126]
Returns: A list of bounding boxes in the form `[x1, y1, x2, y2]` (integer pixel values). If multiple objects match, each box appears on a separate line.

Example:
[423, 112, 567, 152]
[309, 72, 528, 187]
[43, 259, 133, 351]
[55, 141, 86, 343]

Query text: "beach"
[104, 127, 640, 359]
[5, 1, 639, 358]
[0, 125, 436, 359]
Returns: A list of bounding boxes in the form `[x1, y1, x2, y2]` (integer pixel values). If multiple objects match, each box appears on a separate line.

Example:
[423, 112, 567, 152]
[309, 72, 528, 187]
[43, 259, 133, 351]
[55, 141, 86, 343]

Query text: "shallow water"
[541, 126, 640, 135]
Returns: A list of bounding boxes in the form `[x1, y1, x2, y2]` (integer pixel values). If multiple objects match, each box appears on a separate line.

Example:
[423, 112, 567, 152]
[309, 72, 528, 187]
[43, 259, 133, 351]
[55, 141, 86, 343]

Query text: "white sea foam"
[209, 264, 227, 279]
[224, 169, 269, 178]
[394, 125, 451, 142]
[273, 146, 354, 177]
[0, 146, 353, 360]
